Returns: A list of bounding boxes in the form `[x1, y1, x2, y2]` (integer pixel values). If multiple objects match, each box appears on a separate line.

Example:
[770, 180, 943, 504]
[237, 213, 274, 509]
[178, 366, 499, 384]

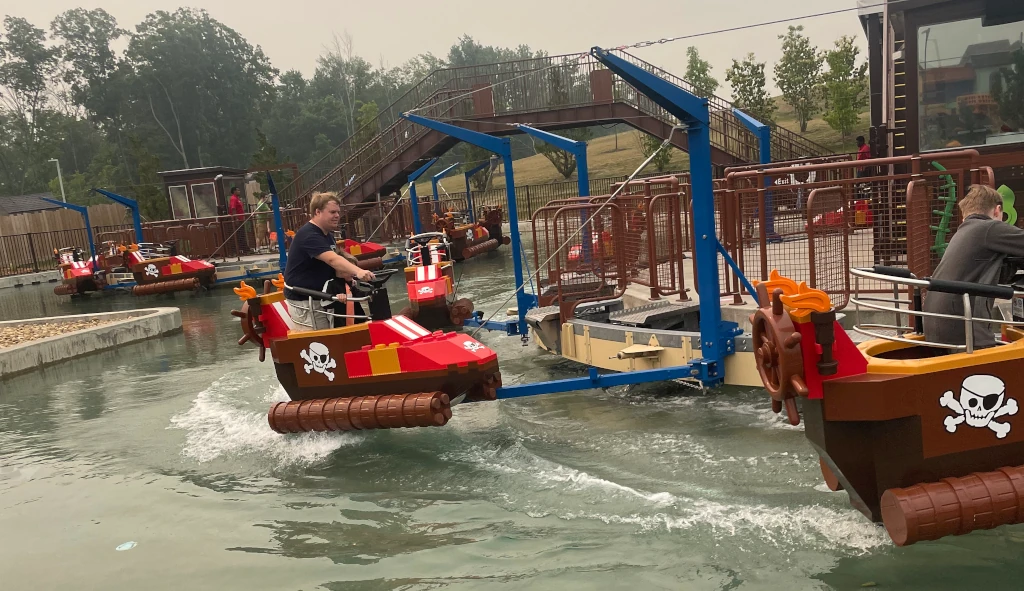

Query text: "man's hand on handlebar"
[334, 293, 347, 303]
[356, 269, 376, 282]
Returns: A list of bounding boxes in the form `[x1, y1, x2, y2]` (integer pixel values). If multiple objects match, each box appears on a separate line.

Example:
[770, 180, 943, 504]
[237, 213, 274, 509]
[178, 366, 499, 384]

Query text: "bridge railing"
[285, 50, 834, 214]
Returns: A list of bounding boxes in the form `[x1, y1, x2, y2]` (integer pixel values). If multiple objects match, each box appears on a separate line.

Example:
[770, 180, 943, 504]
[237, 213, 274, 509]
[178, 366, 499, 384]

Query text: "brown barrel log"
[501, 236, 511, 245]
[880, 465, 1024, 546]
[54, 283, 77, 296]
[462, 238, 500, 260]
[357, 257, 383, 271]
[267, 392, 452, 434]
[132, 277, 200, 296]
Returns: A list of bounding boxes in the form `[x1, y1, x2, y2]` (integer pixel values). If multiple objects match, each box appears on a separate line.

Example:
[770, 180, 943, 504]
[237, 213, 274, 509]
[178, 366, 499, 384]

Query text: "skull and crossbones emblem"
[145, 263, 159, 278]
[418, 286, 434, 294]
[300, 342, 336, 381]
[940, 374, 1018, 439]
[463, 340, 485, 353]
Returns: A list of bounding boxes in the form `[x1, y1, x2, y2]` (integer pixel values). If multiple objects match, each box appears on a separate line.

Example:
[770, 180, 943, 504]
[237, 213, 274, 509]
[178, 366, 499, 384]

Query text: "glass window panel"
[191, 183, 218, 218]
[168, 185, 190, 219]
[918, 17, 1024, 151]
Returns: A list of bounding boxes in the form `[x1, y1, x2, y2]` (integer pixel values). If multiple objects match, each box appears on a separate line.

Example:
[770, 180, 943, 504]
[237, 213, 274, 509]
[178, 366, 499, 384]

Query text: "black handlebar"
[872, 265, 916, 279]
[926, 277, 1015, 300]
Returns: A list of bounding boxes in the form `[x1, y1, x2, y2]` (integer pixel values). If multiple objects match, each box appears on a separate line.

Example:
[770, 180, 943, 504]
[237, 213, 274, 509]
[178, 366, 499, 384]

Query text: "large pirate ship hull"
[801, 357, 1024, 522]
[751, 272, 1024, 546]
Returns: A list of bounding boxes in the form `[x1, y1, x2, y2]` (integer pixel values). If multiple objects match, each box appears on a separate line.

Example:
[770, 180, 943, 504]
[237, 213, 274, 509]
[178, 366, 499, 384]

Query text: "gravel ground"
[0, 319, 114, 349]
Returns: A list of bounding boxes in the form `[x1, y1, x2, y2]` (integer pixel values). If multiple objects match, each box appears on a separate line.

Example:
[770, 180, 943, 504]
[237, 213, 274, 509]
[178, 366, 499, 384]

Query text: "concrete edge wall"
[0, 271, 59, 290]
[0, 307, 182, 379]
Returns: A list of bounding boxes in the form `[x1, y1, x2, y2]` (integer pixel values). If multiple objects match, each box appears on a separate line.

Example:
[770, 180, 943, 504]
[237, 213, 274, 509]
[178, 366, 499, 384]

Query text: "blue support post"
[732, 108, 779, 242]
[42, 198, 96, 264]
[592, 47, 731, 385]
[92, 188, 143, 243]
[431, 162, 460, 215]
[407, 158, 439, 235]
[515, 124, 593, 263]
[266, 173, 288, 270]
[514, 125, 590, 197]
[402, 113, 535, 336]
[463, 160, 492, 223]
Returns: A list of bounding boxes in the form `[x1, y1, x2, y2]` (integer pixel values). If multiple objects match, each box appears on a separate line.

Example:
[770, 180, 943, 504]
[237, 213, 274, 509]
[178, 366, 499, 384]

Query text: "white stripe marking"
[385, 318, 419, 340]
[393, 315, 430, 336]
[271, 301, 297, 331]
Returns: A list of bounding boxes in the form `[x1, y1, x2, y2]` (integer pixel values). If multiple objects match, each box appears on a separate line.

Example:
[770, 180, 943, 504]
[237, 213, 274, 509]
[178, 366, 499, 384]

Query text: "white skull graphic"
[463, 340, 485, 353]
[145, 263, 159, 278]
[299, 341, 336, 381]
[940, 374, 1018, 438]
[418, 286, 434, 295]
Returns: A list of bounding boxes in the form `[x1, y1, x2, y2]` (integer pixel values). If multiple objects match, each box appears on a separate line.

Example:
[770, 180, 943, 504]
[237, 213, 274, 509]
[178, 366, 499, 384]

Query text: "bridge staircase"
[278, 50, 833, 220]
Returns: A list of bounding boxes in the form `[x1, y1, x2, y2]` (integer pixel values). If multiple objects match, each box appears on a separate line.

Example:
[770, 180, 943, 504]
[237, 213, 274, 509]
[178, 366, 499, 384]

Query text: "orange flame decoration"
[754, 269, 799, 297]
[781, 282, 833, 313]
[271, 273, 285, 290]
[234, 281, 257, 301]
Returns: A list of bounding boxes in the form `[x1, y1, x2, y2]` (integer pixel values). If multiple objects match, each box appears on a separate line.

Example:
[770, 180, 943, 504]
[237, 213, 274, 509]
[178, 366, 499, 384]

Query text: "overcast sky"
[14, 1, 868, 95]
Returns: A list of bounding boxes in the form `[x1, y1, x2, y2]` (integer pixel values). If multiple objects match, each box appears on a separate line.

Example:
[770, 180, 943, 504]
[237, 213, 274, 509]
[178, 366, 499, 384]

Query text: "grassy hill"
[419, 100, 869, 196]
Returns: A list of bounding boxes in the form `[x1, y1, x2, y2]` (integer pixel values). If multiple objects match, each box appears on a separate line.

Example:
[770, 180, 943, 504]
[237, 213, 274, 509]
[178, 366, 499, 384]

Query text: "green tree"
[774, 26, 822, 133]
[0, 16, 60, 195]
[820, 36, 868, 144]
[536, 128, 592, 179]
[635, 131, 672, 172]
[461, 144, 495, 191]
[992, 49, 1024, 131]
[684, 46, 718, 98]
[125, 8, 277, 169]
[725, 53, 776, 124]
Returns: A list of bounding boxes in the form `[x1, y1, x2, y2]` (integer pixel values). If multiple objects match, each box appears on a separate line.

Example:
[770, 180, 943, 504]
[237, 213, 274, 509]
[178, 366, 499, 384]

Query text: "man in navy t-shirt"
[284, 192, 374, 329]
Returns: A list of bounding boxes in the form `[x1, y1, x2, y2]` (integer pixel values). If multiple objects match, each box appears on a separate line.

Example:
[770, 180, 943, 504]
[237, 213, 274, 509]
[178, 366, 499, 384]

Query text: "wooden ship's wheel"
[749, 286, 808, 425]
[231, 279, 277, 362]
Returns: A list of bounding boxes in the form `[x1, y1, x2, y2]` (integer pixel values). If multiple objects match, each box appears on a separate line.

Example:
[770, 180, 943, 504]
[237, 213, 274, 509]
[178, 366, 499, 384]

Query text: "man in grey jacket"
[923, 185, 1024, 349]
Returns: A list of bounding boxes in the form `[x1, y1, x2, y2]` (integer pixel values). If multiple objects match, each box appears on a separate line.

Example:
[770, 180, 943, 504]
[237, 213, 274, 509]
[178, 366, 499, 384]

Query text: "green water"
[2, 253, 1023, 590]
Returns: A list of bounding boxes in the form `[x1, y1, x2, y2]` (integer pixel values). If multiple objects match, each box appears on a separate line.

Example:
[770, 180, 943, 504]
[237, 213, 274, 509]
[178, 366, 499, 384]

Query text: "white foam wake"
[168, 373, 360, 466]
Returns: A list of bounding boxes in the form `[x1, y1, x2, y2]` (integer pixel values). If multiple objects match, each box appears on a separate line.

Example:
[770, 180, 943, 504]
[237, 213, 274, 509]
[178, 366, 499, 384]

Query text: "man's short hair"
[231, 186, 239, 193]
[959, 185, 1003, 218]
[856, 136, 865, 143]
[309, 191, 342, 216]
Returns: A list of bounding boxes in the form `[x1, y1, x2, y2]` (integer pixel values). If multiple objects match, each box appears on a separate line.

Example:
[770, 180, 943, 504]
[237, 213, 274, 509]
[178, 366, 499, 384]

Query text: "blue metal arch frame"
[591, 46, 738, 385]
[42, 198, 96, 263]
[732, 108, 779, 241]
[401, 112, 535, 336]
[92, 188, 143, 242]
[405, 158, 439, 235]
[514, 124, 590, 198]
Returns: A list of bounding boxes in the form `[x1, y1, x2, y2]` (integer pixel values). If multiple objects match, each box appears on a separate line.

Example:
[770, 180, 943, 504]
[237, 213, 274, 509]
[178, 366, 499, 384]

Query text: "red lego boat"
[53, 247, 109, 296]
[231, 270, 500, 434]
[122, 243, 216, 295]
[400, 233, 474, 330]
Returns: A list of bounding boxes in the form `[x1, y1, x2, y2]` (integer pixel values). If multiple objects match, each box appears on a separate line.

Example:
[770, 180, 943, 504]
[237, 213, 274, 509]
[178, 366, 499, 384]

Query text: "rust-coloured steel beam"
[881, 465, 1024, 546]
[267, 392, 452, 433]
[462, 238, 499, 260]
[131, 277, 199, 296]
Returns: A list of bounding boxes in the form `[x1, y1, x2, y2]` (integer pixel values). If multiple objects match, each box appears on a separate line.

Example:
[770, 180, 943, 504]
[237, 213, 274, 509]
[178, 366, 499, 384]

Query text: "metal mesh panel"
[551, 203, 627, 322]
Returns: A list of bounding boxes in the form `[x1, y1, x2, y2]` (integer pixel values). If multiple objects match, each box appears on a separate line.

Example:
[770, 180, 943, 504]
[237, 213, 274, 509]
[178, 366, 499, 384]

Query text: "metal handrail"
[851, 267, 1024, 354]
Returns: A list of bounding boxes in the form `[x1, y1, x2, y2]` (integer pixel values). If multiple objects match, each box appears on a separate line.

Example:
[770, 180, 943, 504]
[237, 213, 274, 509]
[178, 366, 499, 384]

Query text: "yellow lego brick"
[368, 345, 401, 375]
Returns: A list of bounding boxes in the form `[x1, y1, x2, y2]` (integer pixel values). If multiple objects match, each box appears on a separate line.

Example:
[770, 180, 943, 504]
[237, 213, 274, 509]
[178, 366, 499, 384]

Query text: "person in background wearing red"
[228, 186, 245, 219]
[856, 136, 871, 177]
[227, 186, 249, 254]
